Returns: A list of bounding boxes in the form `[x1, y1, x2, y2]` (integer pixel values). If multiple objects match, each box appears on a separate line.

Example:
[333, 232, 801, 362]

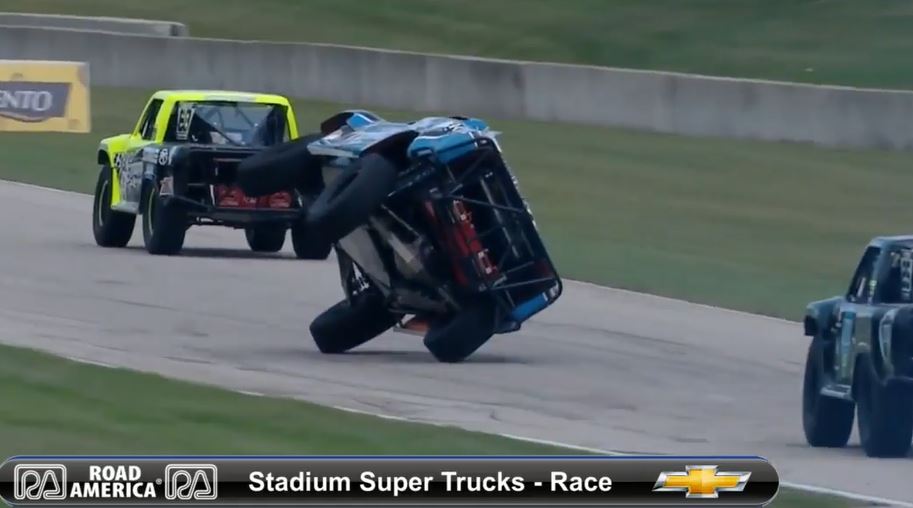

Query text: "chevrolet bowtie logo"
[653, 465, 751, 499]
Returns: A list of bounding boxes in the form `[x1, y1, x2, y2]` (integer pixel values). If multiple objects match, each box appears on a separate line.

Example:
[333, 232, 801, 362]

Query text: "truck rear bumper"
[165, 195, 304, 227]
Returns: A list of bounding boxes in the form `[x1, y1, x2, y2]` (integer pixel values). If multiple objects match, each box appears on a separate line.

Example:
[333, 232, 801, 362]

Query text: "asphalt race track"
[1, 181, 911, 503]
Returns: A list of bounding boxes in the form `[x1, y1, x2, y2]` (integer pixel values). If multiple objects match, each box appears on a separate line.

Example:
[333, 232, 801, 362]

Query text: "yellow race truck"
[91, 90, 329, 258]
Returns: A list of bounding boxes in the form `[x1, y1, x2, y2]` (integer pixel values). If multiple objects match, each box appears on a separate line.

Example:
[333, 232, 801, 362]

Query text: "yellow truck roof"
[150, 90, 291, 106]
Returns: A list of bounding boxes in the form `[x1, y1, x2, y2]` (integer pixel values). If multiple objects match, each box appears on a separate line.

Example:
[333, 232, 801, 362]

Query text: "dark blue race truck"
[803, 236, 913, 457]
[237, 111, 562, 362]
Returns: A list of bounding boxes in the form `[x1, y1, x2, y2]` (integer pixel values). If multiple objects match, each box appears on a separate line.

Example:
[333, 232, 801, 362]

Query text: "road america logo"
[14, 464, 67, 501]
[164, 464, 218, 501]
[12, 463, 162, 501]
[69, 465, 157, 499]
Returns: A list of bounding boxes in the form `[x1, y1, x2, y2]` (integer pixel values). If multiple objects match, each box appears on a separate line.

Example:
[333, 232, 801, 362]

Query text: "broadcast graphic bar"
[0, 456, 779, 506]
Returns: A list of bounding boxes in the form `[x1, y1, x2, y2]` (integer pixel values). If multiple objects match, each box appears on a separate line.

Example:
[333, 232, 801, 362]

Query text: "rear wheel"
[856, 357, 913, 457]
[423, 301, 497, 363]
[244, 225, 286, 252]
[307, 153, 398, 243]
[92, 164, 135, 247]
[802, 338, 854, 447]
[142, 179, 187, 255]
[310, 295, 399, 354]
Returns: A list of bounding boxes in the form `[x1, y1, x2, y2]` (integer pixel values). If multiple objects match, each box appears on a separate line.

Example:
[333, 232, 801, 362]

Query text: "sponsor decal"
[0, 60, 90, 133]
[175, 103, 196, 141]
[0, 82, 71, 122]
[653, 465, 750, 499]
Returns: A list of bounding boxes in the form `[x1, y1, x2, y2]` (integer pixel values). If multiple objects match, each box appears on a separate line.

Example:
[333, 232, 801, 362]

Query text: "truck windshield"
[164, 101, 289, 147]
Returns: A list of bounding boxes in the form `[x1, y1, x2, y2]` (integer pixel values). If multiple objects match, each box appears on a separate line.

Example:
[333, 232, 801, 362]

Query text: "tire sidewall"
[245, 225, 286, 252]
[856, 356, 913, 456]
[802, 336, 854, 447]
[802, 340, 823, 434]
[92, 164, 136, 247]
[423, 302, 497, 363]
[856, 360, 874, 450]
[142, 178, 186, 254]
[93, 165, 111, 233]
[290, 220, 332, 260]
[141, 180, 158, 245]
[310, 296, 398, 354]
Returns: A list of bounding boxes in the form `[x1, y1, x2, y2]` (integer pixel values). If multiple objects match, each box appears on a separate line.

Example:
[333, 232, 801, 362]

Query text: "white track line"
[17, 179, 910, 507]
[63, 355, 114, 369]
[5, 179, 83, 196]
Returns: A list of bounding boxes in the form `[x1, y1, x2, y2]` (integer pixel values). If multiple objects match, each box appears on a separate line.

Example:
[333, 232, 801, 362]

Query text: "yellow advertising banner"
[0, 60, 91, 133]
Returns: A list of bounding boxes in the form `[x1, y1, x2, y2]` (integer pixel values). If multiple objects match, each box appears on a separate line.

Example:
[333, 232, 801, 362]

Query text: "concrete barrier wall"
[3, 25, 913, 151]
[0, 13, 188, 36]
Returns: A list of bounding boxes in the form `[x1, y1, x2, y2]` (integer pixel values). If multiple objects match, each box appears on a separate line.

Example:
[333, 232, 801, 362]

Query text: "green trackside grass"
[0, 344, 850, 508]
[3, 86, 913, 319]
[5, 0, 913, 89]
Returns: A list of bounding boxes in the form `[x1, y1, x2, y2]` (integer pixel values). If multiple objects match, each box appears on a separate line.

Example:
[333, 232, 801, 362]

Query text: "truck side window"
[848, 247, 880, 303]
[137, 99, 164, 140]
[880, 248, 913, 304]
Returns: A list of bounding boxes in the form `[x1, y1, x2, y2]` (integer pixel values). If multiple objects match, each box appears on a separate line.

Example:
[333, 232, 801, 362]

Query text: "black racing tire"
[236, 133, 324, 197]
[802, 338, 854, 448]
[310, 296, 399, 354]
[290, 220, 332, 260]
[307, 153, 398, 243]
[423, 301, 497, 363]
[92, 164, 136, 247]
[856, 356, 913, 457]
[141, 179, 187, 255]
[244, 225, 286, 252]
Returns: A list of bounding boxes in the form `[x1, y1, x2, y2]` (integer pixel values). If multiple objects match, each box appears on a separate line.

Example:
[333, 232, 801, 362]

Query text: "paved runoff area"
[0, 181, 910, 503]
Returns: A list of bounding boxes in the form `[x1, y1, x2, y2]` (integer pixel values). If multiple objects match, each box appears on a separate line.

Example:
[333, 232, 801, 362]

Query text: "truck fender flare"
[97, 149, 111, 166]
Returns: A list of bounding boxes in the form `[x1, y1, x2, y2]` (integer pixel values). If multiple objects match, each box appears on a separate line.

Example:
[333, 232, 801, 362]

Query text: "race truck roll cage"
[341, 134, 562, 334]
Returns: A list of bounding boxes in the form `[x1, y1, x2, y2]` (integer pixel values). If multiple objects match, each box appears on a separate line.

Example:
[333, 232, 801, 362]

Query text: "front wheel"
[856, 357, 913, 457]
[423, 301, 497, 363]
[307, 153, 398, 243]
[142, 179, 187, 255]
[802, 338, 854, 447]
[236, 133, 325, 197]
[290, 220, 332, 260]
[92, 164, 135, 247]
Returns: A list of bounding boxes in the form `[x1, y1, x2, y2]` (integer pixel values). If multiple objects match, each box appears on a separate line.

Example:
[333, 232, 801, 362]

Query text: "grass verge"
[4, 0, 913, 89]
[2, 87, 913, 319]
[0, 344, 851, 507]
